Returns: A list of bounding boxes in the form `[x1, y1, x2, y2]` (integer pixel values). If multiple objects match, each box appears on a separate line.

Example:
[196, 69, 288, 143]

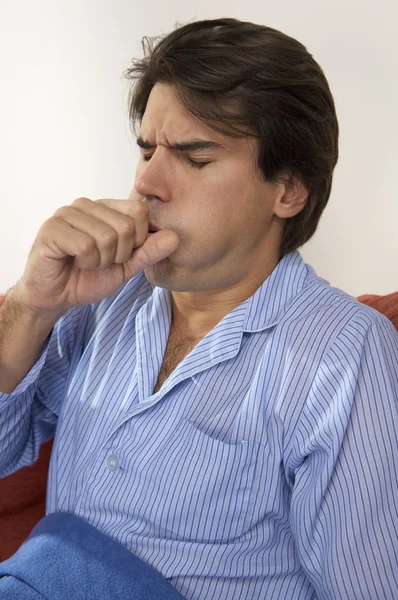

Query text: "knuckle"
[53, 206, 69, 218]
[119, 218, 136, 237]
[136, 244, 151, 266]
[71, 197, 91, 208]
[39, 216, 53, 230]
[97, 228, 117, 247]
[77, 237, 96, 255]
[38, 217, 56, 236]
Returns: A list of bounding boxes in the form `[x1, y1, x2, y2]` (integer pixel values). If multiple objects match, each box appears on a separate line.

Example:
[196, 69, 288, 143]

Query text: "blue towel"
[0, 512, 186, 599]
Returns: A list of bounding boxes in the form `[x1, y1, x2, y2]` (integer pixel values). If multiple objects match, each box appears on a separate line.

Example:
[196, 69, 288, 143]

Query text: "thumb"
[125, 230, 180, 276]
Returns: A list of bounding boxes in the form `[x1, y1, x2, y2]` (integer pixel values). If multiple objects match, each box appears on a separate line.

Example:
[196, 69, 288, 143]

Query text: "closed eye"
[141, 154, 211, 170]
[187, 159, 211, 170]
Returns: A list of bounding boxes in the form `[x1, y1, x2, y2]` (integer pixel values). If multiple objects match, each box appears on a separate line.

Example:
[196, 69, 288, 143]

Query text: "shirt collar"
[242, 251, 311, 332]
[148, 250, 311, 336]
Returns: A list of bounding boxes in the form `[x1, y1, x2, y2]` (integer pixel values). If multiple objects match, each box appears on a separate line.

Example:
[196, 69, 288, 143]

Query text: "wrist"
[5, 284, 66, 326]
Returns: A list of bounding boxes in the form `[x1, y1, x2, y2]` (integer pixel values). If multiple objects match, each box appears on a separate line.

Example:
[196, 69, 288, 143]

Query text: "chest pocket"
[134, 419, 260, 543]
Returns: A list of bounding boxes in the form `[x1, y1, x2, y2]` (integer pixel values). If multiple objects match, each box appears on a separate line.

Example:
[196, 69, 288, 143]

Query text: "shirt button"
[106, 454, 119, 472]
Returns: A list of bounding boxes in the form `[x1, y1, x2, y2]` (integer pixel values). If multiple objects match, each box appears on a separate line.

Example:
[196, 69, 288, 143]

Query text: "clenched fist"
[15, 197, 179, 315]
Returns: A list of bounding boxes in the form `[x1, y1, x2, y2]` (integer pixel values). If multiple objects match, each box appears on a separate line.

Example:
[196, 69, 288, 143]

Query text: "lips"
[148, 223, 161, 233]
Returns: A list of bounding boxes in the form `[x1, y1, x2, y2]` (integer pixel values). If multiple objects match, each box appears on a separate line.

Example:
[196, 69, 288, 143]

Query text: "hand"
[15, 197, 179, 314]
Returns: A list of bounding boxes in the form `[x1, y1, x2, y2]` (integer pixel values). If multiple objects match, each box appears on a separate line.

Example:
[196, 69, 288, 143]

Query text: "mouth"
[148, 224, 160, 234]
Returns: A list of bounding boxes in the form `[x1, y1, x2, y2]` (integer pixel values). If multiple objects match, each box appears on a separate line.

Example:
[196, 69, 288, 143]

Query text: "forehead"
[139, 83, 251, 154]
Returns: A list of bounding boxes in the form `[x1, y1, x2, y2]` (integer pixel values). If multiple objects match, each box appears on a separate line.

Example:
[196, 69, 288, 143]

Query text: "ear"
[273, 173, 310, 219]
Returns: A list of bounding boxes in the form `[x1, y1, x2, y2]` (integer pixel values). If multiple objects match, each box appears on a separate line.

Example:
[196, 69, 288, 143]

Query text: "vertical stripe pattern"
[1, 252, 397, 600]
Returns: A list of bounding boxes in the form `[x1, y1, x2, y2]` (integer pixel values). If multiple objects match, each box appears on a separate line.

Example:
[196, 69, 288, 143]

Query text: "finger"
[94, 198, 149, 250]
[71, 197, 149, 262]
[125, 230, 180, 276]
[53, 206, 118, 268]
[39, 217, 100, 269]
[72, 198, 135, 263]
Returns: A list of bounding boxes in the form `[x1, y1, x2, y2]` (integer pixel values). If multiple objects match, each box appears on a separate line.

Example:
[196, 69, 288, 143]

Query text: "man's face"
[129, 83, 283, 291]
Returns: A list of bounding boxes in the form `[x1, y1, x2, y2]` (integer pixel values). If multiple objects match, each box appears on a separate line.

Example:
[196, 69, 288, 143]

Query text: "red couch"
[0, 291, 397, 560]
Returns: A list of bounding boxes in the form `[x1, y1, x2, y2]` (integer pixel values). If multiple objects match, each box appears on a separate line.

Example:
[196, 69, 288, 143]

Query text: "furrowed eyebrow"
[136, 136, 225, 153]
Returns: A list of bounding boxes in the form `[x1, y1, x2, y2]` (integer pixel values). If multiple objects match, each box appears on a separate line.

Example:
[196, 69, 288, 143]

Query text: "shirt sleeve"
[289, 311, 398, 599]
[0, 303, 85, 477]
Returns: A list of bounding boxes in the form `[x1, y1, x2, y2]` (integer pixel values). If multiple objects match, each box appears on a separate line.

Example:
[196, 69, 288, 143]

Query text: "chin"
[144, 259, 181, 289]
[145, 258, 203, 291]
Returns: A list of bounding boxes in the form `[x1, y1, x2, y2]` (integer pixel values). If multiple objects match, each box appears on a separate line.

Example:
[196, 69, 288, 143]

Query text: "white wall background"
[0, 0, 397, 296]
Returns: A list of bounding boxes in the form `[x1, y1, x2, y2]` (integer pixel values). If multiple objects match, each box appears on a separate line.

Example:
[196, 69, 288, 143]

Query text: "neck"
[170, 252, 279, 339]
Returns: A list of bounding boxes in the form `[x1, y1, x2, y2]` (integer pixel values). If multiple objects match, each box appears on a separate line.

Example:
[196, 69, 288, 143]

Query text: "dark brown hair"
[124, 17, 339, 257]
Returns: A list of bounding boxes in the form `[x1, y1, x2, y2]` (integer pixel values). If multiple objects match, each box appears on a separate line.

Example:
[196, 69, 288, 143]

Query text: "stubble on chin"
[144, 258, 177, 288]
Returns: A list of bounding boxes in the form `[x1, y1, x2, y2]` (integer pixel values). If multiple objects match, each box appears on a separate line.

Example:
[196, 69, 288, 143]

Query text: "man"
[0, 17, 397, 600]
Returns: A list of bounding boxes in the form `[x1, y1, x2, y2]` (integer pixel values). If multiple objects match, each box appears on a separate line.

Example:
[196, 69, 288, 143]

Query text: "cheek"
[184, 204, 237, 259]
[187, 179, 247, 235]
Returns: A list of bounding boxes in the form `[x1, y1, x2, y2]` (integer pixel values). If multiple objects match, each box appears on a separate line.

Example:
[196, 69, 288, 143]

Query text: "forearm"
[0, 286, 64, 394]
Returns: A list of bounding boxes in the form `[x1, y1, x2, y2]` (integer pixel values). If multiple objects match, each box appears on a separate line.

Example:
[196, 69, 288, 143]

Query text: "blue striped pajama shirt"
[1, 250, 397, 599]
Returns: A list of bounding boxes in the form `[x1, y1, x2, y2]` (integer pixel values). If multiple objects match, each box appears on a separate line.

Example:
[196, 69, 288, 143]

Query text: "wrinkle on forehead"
[140, 83, 256, 159]
[140, 84, 228, 148]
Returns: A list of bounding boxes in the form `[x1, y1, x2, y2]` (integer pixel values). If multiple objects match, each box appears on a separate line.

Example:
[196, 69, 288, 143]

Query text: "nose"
[134, 178, 151, 197]
[134, 148, 170, 201]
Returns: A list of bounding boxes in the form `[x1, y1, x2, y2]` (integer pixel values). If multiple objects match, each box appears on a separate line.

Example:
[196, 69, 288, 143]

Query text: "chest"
[153, 330, 201, 394]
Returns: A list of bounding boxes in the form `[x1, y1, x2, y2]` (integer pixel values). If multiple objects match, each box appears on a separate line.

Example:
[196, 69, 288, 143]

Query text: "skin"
[129, 83, 308, 339]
